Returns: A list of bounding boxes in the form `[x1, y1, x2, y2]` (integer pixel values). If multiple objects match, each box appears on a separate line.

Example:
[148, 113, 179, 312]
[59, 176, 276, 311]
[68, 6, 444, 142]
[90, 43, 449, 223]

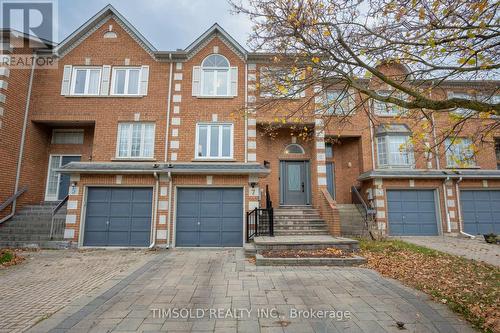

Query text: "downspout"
[455, 176, 475, 238]
[149, 172, 159, 248]
[442, 178, 451, 233]
[244, 61, 248, 163]
[166, 171, 173, 248]
[431, 114, 440, 169]
[5, 53, 36, 222]
[369, 119, 376, 169]
[164, 57, 173, 162]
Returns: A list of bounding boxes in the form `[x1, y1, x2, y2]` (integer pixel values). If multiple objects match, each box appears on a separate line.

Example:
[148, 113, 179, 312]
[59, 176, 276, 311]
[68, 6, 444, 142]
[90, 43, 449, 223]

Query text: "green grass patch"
[0, 250, 14, 265]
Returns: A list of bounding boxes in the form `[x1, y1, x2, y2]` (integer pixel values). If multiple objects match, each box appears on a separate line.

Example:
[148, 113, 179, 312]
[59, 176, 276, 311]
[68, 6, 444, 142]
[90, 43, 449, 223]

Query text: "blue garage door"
[461, 190, 500, 235]
[176, 188, 243, 247]
[387, 190, 439, 236]
[84, 187, 152, 247]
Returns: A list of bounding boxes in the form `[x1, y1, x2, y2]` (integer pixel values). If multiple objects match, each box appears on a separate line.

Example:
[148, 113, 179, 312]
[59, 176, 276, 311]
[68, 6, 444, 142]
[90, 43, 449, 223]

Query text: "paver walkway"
[397, 236, 500, 267]
[28, 249, 474, 333]
[0, 249, 155, 332]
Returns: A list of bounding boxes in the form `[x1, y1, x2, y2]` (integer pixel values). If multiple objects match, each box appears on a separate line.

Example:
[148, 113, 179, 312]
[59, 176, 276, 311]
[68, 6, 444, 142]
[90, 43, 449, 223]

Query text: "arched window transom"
[201, 54, 231, 96]
[284, 144, 305, 154]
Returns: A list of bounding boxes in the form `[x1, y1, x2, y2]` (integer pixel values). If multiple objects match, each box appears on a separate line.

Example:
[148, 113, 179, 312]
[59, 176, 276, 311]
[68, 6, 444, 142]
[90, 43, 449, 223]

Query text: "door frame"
[79, 185, 155, 248]
[44, 154, 81, 202]
[172, 185, 246, 248]
[279, 160, 311, 206]
[385, 187, 443, 236]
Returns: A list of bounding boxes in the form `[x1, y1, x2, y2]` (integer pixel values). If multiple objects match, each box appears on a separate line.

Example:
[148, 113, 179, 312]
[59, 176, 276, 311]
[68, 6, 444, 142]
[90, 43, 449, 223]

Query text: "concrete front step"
[250, 235, 360, 253]
[0, 240, 72, 249]
[274, 231, 330, 236]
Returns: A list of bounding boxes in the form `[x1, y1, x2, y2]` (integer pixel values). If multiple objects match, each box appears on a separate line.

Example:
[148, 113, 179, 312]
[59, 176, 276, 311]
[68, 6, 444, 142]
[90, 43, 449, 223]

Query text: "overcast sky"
[57, 0, 252, 50]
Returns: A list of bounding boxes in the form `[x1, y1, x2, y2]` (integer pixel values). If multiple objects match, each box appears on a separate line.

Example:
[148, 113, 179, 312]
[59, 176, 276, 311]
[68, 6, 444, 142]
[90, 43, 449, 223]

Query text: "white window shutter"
[61, 65, 72, 95]
[140, 65, 150, 96]
[100, 65, 111, 96]
[230, 66, 238, 96]
[192, 66, 201, 96]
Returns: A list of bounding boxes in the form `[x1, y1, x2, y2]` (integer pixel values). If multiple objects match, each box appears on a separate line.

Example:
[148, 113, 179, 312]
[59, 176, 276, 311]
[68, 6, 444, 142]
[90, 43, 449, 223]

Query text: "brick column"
[169, 62, 183, 161]
[155, 174, 170, 244]
[246, 63, 257, 162]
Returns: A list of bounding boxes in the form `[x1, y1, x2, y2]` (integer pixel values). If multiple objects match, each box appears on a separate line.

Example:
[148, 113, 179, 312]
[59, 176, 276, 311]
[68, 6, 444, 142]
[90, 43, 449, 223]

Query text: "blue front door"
[387, 190, 439, 236]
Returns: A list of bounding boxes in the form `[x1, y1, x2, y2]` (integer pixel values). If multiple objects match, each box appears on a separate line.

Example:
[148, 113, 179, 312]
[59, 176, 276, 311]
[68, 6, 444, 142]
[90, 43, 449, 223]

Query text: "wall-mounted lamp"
[264, 160, 271, 168]
[250, 182, 257, 188]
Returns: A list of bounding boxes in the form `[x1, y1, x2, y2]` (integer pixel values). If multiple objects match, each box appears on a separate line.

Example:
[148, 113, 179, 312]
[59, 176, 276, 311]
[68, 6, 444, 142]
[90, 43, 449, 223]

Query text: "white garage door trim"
[78, 185, 155, 248]
[172, 185, 246, 248]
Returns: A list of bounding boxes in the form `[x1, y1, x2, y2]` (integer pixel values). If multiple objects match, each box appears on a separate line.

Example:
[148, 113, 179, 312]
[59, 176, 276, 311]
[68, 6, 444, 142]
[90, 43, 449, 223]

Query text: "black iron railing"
[0, 186, 28, 224]
[351, 186, 376, 236]
[246, 185, 274, 241]
[49, 195, 68, 240]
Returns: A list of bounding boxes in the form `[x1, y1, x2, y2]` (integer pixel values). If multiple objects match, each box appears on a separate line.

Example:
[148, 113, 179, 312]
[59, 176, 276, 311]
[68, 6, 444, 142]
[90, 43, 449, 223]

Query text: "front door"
[45, 155, 81, 201]
[281, 161, 310, 205]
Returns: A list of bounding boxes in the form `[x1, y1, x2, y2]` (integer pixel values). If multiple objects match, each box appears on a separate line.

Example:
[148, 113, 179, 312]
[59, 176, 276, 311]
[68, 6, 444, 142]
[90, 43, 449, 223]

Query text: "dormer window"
[192, 54, 238, 97]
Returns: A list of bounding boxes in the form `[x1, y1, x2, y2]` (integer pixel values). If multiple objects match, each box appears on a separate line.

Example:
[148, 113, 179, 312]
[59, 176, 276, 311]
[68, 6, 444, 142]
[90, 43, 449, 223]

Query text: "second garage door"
[176, 188, 243, 247]
[387, 190, 439, 236]
[461, 190, 500, 234]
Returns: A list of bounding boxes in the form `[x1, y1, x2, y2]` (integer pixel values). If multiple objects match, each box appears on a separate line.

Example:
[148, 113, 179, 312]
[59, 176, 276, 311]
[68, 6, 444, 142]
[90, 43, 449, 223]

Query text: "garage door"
[176, 188, 243, 247]
[387, 190, 439, 236]
[84, 187, 153, 247]
[461, 190, 500, 234]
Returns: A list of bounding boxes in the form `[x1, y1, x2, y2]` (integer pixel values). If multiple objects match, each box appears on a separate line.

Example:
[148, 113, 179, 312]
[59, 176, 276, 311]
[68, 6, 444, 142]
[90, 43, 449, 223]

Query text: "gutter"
[166, 171, 172, 248]
[1, 53, 36, 223]
[164, 59, 173, 162]
[455, 177, 475, 239]
[149, 172, 160, 248]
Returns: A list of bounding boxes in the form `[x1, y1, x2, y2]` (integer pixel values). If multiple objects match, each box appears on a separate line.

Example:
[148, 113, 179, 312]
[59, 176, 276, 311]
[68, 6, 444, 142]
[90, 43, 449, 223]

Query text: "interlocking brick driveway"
[0, 249, 155, 333]
[397, 236, 500, 267]
[26, 249, 474, 333]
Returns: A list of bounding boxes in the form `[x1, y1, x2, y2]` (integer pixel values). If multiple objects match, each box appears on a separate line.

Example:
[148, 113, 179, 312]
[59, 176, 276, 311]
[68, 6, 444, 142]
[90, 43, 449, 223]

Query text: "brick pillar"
[246, 63, 257, 163]
[155, 174, 170, 244]
[373, 178, 387, 234]
[63, 173, 81, 244]
[169, 62, 183, 162]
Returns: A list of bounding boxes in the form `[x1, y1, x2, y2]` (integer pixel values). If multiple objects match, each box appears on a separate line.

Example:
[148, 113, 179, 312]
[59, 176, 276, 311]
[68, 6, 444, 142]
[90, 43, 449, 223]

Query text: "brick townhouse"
[0, 5, 499, 248]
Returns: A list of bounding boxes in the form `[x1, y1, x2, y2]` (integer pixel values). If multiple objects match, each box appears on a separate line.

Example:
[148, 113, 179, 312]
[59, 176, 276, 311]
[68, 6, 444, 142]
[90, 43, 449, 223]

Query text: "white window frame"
[445, 137, 476, 168]
[70, 67, 102, 96]
[200, 55, 231, 97]
[115, 122, 156, 159]
[373, 90, 408, 116]
[51, 129, 84, 145]
[195, 123, 234, 160]
[110, 67, 142, 96]
[376, 135, 415, 168]
[44, 154, 81, 201]
[325, 90, 355, 115]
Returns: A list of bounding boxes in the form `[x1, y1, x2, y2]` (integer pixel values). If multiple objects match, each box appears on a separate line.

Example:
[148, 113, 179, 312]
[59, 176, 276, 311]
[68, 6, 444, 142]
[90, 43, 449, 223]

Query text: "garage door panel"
[110, 203, 131, 216]
[387, 190, 438, 236]
[461, 190, 499, 235]
[84, 187, 152, 247]
[176, 188, 243, 247]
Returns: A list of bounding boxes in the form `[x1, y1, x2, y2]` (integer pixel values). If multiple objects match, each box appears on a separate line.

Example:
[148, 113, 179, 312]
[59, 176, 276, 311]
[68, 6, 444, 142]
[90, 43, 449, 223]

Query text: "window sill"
[191, 158, 236, 162]
[112, 158, 157, 162]
[196, 95, 235, 99]
[65, 95, 145, 98]
[377, 165, 415, 169]
[445, 166, 480, 170]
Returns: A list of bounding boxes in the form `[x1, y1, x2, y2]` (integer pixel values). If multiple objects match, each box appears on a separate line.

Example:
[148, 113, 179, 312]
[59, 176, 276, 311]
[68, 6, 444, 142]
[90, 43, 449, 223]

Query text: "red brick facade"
[0, 6, 499, 246]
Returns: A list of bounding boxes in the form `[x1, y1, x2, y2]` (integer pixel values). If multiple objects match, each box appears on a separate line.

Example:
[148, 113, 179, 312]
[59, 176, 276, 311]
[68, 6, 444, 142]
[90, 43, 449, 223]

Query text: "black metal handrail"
[351, 186, 376, 220]
[49, 195, 69, 239]
[0, 187, 28, 224]
[246, 185, 274, 241]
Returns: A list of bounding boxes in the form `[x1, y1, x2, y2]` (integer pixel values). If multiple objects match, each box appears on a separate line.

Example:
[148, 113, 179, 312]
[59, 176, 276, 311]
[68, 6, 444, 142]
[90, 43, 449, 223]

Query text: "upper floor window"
[447, 92, 476, 117]
[284, 144, 305, 154]
[495, 138, 500, 170]
[116, 123, 155, 159]
[51, 129, 84, 144]
[259, 67, 305, 99]
[197, 54, 233, 97]
[325, 90, 354, 115]
[445, 137, 476, 168]
[111, 67, 141, 96]
[71, 67, 101, 95]
[377, 135, 414, 168]
[196, 123, 233, 159]
[373, 90, 408, 116]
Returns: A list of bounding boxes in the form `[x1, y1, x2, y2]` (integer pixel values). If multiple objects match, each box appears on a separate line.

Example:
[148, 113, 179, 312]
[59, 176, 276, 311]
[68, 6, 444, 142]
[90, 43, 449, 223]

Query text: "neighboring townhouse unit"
[0, 5, 498, 248]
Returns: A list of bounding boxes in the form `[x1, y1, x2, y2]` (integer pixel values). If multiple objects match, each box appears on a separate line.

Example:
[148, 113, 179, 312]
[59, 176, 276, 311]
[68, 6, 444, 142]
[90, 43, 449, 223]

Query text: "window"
[201, 55, 231, 96]
[116, 123, 155, 159]
[325, 90, 354, 115]
[447, 92, 477, 117]
[111, 67, 141, 95]
[51, 129, 84, 144]
[46, 155, 61, 199]
[373, 90, 407, 116]
[284, 144, 305, 154]
[377, 135, 414, 168]
[71, 67, 101, 95]
[445, 138, 476, 168]
[196, 123, 233, 159]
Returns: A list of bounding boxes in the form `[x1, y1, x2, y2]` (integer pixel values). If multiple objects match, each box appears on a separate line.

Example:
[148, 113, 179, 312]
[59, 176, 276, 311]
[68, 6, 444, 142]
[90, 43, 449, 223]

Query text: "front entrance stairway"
[0, 202, 67, 248]
[273, 206, 330, 236]
[337, 204, 369, 237]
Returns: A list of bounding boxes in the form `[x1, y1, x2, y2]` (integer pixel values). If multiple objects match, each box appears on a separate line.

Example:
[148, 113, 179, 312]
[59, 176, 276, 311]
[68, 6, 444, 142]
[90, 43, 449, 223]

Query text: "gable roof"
[184, 23, 248, 59]
[56, 4, 157, 58]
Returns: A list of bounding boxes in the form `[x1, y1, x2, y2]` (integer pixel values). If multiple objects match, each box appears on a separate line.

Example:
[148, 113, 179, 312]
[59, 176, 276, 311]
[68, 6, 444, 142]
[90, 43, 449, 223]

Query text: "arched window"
[201, 54, 230, 96]
[284, 144, 305, 154]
